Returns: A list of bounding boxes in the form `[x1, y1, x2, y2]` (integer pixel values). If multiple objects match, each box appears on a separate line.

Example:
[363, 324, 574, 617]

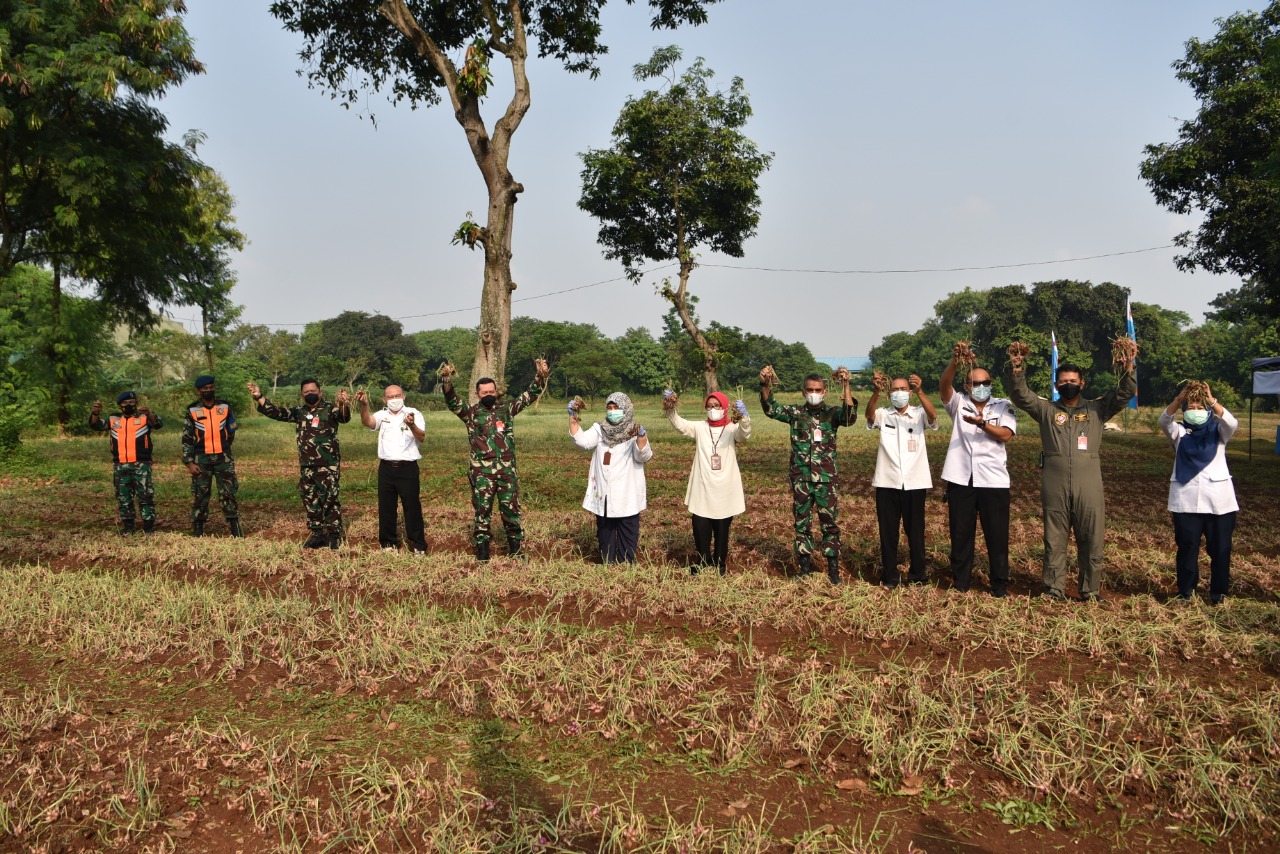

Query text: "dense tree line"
[868, 280, 1279, 409]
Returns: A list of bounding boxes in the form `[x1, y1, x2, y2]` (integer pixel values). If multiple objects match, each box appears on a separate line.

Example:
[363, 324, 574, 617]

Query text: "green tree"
[230, 325, 302, 395]
[297, 312, 421, 388]
[560, 339, 626, 401]
[269, 0, 722, 399]
[505, 316, 608, 396]
[615, 327, 672, 394]
[414, 326, 478, 390]
[1140, 3, 1280, 320]
[579, 46, 772, 395]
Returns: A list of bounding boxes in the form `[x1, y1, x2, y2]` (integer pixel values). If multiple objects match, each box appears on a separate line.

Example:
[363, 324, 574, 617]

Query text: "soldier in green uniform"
[89, 391, 162, 534]
[443, 358, 550, 561]
[1007, 346, 1136, 602]
[760, 367, 857, 584]
[248, 379, 352, 549]
[181, 374, 243, 537]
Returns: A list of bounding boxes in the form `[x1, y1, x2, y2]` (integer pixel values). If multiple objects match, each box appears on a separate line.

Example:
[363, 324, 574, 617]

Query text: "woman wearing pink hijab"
[662, 390, 752, 574]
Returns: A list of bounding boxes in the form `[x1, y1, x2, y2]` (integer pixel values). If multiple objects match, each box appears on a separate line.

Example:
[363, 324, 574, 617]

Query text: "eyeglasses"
[969, 380, 993, 387]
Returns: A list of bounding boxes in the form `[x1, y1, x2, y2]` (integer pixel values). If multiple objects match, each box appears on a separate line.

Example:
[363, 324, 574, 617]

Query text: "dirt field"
[1, 400, 1277, 851]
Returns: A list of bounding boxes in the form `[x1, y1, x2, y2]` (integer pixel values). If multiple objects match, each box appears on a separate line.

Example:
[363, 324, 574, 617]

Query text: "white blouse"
[570, 423, 653, 517]
[1159, 408, 1239, 515]
[665, 409, 751, 518]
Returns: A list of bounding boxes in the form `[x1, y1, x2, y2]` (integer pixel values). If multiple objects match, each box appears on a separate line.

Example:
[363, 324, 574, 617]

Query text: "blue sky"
[157, 1, 1253, 358]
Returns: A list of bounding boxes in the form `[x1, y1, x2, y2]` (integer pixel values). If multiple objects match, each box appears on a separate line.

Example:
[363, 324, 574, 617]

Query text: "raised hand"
[534, 357, 550, 381]
[336, 388, 350, 407]
[662, 390, 678, 412]
[908, 374, 923, 394]
[91, 400, 103, 417]
[355, 389, 369, 406]
[872, 370, 889, 393]
[246, 381, 261, 398]
[1006, 341, 1029, 369]
[734, 399, 748, 417]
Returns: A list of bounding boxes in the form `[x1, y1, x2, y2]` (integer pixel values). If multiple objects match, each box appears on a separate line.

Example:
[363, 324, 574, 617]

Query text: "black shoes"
[142, 519, 154, 535]
[329, 533, 342, 550]
[121, 519, 135, 536]
[228, 519, 244, 538]
[192, 520, 204, 537]
[827, 557, 841, 586]
[303, 531, 328, 549]
[796, 555, 816, 577]
[475, 543, 490, 562]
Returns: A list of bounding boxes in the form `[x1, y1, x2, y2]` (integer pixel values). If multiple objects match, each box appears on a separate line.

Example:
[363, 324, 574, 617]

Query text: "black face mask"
[480, 394, 498, 408]
[200, 390, 216, 402]
[303, 393, 320, 405]
[120, 404, 137, 415]
[1057, 383, 1081, 400]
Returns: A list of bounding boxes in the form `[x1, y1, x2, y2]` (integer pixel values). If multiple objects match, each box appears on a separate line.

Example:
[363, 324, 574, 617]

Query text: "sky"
[155, 0, 1256, 358]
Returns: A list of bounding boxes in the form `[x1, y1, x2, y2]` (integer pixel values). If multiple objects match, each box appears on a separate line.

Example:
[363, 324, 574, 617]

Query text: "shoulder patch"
[1053, 411, 1068, 426]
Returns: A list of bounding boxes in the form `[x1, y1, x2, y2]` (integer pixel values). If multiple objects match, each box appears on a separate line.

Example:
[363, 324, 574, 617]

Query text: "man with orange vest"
[181, 374, 243, 537]
[89, 391, 163, 535]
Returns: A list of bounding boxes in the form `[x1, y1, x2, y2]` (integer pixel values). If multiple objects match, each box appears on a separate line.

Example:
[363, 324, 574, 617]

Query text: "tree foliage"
[297, 311, 422, 389]
[1140, 3, 1280, 319]
[269, 0, 722, 398]
[579, 45, 771, 394]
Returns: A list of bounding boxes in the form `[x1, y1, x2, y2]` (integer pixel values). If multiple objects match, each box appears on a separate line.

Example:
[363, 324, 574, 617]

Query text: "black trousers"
[875, 487, 927, 586]
[378, 460, 426, 550]
[946, 481, 1010, 592]
[1172, 511, 1235, 598]
[691, 514, 733, 572]
[596, 506, 640, 564]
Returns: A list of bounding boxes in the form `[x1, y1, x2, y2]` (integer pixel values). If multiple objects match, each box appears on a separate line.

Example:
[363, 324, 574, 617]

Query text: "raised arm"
[911, 375, 938, 426]
[356, 389, 377, 429]
[1097, 364, 1138, 422]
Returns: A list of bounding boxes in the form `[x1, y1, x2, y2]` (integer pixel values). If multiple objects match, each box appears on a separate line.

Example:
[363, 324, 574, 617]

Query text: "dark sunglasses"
[969, 380, 993, 387]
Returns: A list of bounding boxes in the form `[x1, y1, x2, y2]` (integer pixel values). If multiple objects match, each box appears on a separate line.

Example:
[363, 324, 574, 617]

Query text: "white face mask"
[889, 390, 910, 409]
[706, 408, 724, 421]
[386, 398, 405, 413]
[804, 392, 825, 406]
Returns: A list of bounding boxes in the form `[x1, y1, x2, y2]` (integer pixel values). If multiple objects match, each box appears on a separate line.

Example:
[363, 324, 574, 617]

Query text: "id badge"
[496, 420, 505, 433]
[710, 453, 722, 471]
[907, 439, 917, 453]
[603, 451, 612, 465]
[1077, 434, 1088, 451]
[311, 417, 320, 428]
[813, 428, 823, 443]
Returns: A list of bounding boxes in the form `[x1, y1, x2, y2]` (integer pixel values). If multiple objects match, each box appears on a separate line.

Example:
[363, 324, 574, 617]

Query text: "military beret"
[116, 390, 137, 404]
[193, 374, 215, 388]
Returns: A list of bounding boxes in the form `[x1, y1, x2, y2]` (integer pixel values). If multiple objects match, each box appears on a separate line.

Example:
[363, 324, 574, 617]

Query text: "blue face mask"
[605, 410, 625, 425]
[889, 391, 910, 409]
[1183, 409, 1210, 427]
[970, 385, 992, 403]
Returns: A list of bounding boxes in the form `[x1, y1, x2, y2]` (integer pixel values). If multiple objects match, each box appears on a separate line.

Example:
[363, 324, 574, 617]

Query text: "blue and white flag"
[1051, 330, 1059, 402]
[1126, 300, 1138, 409]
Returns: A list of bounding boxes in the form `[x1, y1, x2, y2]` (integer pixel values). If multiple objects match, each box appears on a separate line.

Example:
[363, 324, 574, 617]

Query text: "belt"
[380, 459, 418, 467]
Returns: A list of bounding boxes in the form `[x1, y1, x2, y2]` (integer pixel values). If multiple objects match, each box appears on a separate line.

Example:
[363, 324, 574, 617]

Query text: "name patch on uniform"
[1054, 412, 1068, 426]
[1073, 413, 1089, 422]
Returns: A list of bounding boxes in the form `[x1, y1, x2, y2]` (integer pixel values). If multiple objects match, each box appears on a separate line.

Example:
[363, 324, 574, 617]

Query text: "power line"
[242, 244, 1175, 327]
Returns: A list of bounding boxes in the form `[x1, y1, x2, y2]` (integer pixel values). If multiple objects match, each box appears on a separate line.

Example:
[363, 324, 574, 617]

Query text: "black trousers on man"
[378, 460, 427, 551]
[875, 487, 927, 587]
[946, 480, 1010, 594]
[1172, 511, 1235, 598]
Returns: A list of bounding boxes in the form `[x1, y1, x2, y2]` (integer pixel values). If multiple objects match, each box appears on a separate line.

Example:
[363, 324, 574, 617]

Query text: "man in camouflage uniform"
[760, 368, 857, 584]
[181, 374, 243, 537]
[89, 391, 162, 534]
[443, 358, 550, 561]
[1007, 348, 1137, 602]
[249, 378, 351, 549]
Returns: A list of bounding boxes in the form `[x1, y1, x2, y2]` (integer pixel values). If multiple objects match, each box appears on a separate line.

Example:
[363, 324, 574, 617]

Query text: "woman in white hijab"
[569, 392, 652, 563]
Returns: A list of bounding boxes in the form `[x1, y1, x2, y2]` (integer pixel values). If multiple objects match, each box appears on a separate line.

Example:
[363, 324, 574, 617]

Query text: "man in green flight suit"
[1007, 344, 1137, 602]
[248, 378, 352, 549]
[443, 358, 550, 562]
[760, 366, 857, 584]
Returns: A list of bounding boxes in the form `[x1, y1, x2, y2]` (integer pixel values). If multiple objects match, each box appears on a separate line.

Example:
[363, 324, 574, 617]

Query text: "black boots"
[192, 520, 204, 537]
[329, 532, 342, 550]
[827, 556, 841, 586]
[228, 518, 244, 538]
[475, 542, 490, 562]
[303, 531, 328, 549]
[142, 519, 154, 534]
[121, 519, 135, 536]
[797, 555, 816, 577]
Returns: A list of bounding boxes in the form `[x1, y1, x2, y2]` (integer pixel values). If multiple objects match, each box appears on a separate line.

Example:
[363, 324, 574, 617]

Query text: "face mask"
[970, 385, 992, 403]
[386, 398, 404, 413]
[480, 394, 498, 408]
[200, 390, 215, 402]
[120, 403, 137, 415]
[889, 391, 910, 409]
[706, 407, 724, 422]
[804, 392, 825, 406]
[1183, 409, 1210, 427]
[605, 410, 625, 425]
[303, 393, 320, 405]
[1057, 383, 1081, 400]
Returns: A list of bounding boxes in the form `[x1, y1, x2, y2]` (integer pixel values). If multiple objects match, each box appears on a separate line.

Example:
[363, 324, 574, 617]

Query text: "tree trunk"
[48, 263, 71, 431]
[201, 305, 214, 372]
[378, 0, 530, 404]
[666, 258, 719, 395]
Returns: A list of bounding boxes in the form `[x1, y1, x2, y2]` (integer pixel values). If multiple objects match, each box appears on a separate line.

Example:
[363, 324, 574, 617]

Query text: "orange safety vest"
[109, 414, 151, 463]
[189, 404, 230, 455]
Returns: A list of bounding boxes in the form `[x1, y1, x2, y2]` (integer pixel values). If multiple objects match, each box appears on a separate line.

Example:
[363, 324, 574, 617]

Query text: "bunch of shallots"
[953, 341, 977, 366]
[1111, 337, 1139, 365]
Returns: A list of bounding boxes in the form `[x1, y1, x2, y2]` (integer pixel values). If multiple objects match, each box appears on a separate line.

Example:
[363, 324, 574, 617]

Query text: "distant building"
[111, 315, 189, 348]
[815, 356, 871, 371]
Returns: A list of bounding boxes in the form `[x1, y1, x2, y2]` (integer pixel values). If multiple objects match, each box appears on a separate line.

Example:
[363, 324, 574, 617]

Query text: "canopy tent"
[1248, 356, 1280, 458]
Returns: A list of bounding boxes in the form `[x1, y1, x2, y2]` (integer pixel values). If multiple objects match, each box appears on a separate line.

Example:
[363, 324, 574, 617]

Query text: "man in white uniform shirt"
[865, 373, 938, 588]
[939, 350, 1017, 596]
[357, 385, 428, 553]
